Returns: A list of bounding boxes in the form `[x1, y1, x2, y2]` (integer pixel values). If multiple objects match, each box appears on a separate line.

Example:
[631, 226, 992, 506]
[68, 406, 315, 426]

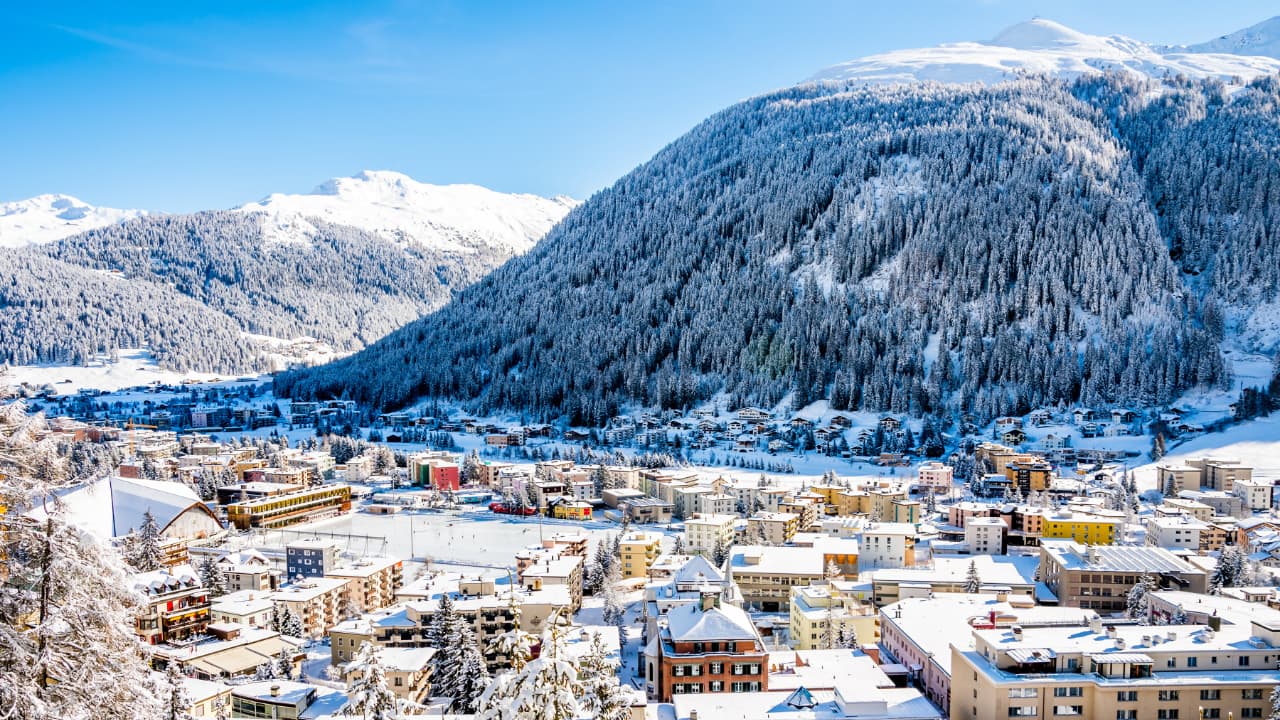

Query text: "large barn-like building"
[38, 475, 223, 540]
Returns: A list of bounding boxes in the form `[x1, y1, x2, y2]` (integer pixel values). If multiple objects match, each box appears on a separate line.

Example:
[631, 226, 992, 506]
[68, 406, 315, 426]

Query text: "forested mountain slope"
[0, 175, 575, 372]
[278, 74, 1280, 423]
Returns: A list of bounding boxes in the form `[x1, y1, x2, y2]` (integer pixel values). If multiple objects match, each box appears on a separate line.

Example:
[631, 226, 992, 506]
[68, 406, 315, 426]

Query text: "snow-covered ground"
[1131, 415, 1280, 493]
[3, 348, 226, 395]
[809, 18, 1280, 86]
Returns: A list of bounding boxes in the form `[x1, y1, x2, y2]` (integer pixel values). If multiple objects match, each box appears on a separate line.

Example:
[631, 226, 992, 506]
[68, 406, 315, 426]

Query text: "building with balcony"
[342, 646, 435, 708]
[225, 484, 352, 530]
[133, 564, 211, 644]
[286, 538, 340, 580]
[949, 604, 1280, 720]
[325, 557, 404, 615]
[746, 512, 800, 546]
[270, 577, 351, 638]
[728, 546, 827, 612]
[619, 531, 664, 580]
[684, 513, 737, 557]
[788, 580, 879, 650]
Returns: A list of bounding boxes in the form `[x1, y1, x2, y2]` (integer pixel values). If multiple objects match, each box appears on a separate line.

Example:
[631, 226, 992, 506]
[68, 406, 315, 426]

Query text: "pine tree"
[1269, 683, 1280, 720]
[712, 534, 730, 567]
[197, 553, 228, 597]
[964, 560, 982, 593]
[600, 559, 626, 630]
[450, 622, 491, 715]
[273, 604, 304, 638]
[162, 663, 195, 720]
[276, 645, 295, 681]
[477, 623, 582, 720]
[343, 642, 398, 720]
[1125, 574, 1159, 622]
[837, 625, 861, 650]
[0, 405, 162, 720]
[576, 632, 630, 720]
[1209, 545, 1245, 594]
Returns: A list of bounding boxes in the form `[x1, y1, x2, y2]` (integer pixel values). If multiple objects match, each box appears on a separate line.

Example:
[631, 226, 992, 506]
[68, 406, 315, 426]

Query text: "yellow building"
[550, 499, 593, 521]
[1041, 512, 1121, 545]
[788, 581, 879, 650]
[747, 512, 800, 545]
[225, 484, 352, 530]
[618, 531, 664, 580]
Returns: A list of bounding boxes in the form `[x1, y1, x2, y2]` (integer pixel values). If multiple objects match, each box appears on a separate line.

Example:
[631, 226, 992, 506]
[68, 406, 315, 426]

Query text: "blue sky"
[2, 1, 1276, 212]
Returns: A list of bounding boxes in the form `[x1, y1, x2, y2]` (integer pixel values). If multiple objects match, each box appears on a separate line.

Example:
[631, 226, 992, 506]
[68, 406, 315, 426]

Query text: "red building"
[429, 462, 460, 492]
[644, 592, 768, 702]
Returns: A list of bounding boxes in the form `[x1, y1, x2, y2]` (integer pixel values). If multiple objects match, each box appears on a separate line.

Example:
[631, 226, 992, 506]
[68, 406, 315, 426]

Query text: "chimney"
[1012, 625, 1023, 641]
[690, 711, 699, 720]
[1166, 631, 1177, 641]
[996, 589, 1009, 603]
[1106, 625, 1117, 639]
[1114, 637, 1126, 650]
[1090, 616, 1103, 635]
[270, 684, 280, 697]
[701, 592, 718, 612]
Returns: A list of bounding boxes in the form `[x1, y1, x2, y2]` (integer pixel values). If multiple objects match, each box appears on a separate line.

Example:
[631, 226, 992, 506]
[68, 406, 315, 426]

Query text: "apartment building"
[133, 564, 211, 644]
[286, 538, 340, 580]
[916, 462, 954, 493]
[1039, 541, 1207, 613]
[270, 577, 351, 638]
[684, 513, 738, 556]
[1146, 514, 1209, 551]
[868, 555, 1038, 607]
[216, 549, 280, 592]
[342, 647, 434, 707]
[859, 523, 916, 571]
[878, 593, 1095, 716]
[746, 511, 800, 545]
[950, 609, 1280, 720]
[965, 516, 1007, 555]
[517, 552, 584, 613]
[788, 580, 879, 650]
[325, 557, 404, 615]
[1157, 464, 1202, 494]
[1191, 458, 1252, 492]
[209, 592, 275, 629]
[1233, 477, 1274, 512]
[619, 531, 664, 580]
[728, 546, 827, 612]
[1041, 510, 1121, 545]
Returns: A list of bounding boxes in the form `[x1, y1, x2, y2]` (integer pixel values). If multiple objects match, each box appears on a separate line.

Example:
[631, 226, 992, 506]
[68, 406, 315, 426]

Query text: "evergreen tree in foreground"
[964, 560, 982, 593]
[0, 404, 162, 720]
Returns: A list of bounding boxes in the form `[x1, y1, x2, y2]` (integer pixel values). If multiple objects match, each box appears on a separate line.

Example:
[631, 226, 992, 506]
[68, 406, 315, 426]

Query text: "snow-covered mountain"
[236, 170, 579, 255]
[1179, 16, 1280, 59]
[0, 194, 147, 248]
[810, 18, 1280, 86]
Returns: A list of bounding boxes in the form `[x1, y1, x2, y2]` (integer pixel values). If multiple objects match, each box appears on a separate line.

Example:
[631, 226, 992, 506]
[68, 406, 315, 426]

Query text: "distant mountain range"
[0, 171, 576, 372]
[0, 194, 147, 248]
[279, 18, 1280, 423]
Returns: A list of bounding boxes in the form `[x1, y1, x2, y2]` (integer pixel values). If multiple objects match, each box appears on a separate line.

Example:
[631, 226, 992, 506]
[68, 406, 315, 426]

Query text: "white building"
[1145, 514, 1208, 551]
[859, 523, 916, 571]
[1233, 477, 1274, 513]
[963, 517, 1006, 555]
[684, 513, 738, 556]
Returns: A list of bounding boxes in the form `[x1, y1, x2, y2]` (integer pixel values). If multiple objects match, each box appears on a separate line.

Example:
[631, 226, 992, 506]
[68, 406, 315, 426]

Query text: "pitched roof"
[665, 602, 759, 643]
[35, 475, 220, 538]
[673, 555, 725, 585]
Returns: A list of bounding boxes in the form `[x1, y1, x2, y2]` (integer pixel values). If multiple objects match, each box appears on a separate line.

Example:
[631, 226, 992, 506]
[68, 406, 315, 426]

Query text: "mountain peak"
[809, 16, 1280, 87]
[989, 18, 1094, 51]
[0, 194, 148, 248]
[237, 170, 577, 253]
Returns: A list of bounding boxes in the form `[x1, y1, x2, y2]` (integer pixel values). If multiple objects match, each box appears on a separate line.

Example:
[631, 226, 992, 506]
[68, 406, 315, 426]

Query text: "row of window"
[671, 681, 763, 694]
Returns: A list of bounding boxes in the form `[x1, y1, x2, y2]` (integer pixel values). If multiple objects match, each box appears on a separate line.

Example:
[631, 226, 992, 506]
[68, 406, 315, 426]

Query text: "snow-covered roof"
[664, 602, 759, 643]
[35, 474, 219, 538]
[673, 555, 725, 585]
[133, 564, 201, 597]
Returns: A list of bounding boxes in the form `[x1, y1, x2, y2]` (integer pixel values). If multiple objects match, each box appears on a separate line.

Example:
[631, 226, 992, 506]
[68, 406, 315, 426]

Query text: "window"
[1009, 688, 1039, 699]
[1241, 710, 1263, 719]
[1053, 687, 1083, 697]
[1166, 657, 1177, 668]
[1157, 711, 1179, 720]
[1053, 706, 1083, 716]
[709, 681, 723, 692]
[1117, 691, 1137, 702]
[709, 663, 723, 674]
[1243, 689, 1264, 700]
[1186, 657, 1197, 667]
[1158, 690, 1179, 701]
[1239, 655, 1251, 666]
[1009, 708, 1038, 717]
[672, 683, 702, 695]
[1200, 690, 1220, 701]
[1116, 712, 1137, 720]
[1202, 710, 1220, 719]
[394, 677, 403, 687]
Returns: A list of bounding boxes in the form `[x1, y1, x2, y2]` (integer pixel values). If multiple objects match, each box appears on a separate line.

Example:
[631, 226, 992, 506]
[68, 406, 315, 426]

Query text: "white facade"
[684, 513, 737, 555]
[963, 517, 1006, 555]
[1233, 477, 1273, 513]
[859, 524, 915, 571]
[916, 462, 954, 492]
[1145, 515, 1207, 551]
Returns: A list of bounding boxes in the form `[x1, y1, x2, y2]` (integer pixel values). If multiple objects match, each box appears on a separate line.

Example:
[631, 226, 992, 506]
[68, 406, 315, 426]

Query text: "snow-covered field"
[1131, 415, 1280, 492]
[3, 348, 226, 395]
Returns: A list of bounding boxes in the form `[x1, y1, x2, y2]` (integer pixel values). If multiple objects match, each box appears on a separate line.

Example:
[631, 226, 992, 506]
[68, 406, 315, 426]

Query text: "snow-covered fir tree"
[0, 404, 162, 720]
[1209, 545, 1246, 594]
[477, 621, 582, 720]
[161, 663, 195, 720]
[576, 632, 630, 720]
[342, 642, 398, 720]
[450, 622, 491, 715]
[197, 553, 228, 597]
[1125, 574, 1159, 622]
[964, 560, 982, 593]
